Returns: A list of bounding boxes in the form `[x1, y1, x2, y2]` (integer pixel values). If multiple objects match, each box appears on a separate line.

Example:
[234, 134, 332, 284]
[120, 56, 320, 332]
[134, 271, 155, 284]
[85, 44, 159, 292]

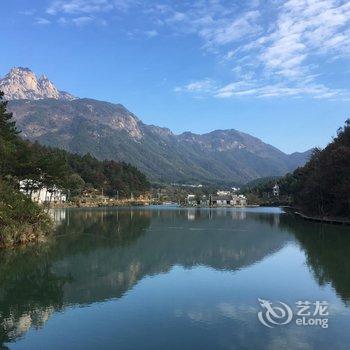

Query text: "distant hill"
[4, 67, 312, 185]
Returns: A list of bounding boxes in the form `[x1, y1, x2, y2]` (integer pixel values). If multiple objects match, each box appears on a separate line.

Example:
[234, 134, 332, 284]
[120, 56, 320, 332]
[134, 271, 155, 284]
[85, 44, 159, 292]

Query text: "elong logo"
[257, 299, 329, 329]
[258, 299, 293, 328]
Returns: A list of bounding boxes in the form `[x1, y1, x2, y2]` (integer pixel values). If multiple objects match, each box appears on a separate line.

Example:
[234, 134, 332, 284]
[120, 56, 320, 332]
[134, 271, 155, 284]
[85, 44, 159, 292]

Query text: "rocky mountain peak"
[0, 67, 75, 101]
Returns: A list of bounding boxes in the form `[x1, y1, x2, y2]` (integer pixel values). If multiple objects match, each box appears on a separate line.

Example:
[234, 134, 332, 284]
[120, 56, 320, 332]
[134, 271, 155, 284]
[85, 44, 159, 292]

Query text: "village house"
[186, 194, 209, 206]
[186, 191, 247, 207]
[210, 192, 247, 207]
[19, 179, 67, 204]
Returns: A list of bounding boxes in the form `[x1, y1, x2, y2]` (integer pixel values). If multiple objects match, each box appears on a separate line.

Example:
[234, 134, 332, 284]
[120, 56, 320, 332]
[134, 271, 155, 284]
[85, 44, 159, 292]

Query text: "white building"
[217, 190, 232, 196]
[20, 180, 67, 204]
[186, 194, 196, 206]
[273, 184, 280, 197]
[210, 193, 247, 207]
[186, 194, 209, 206]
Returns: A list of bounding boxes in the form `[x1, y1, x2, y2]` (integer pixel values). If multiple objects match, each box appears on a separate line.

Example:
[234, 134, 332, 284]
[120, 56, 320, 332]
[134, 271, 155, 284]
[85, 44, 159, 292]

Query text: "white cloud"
[257, 0, 350, 79]
[215, 81, 350, 100]
[176, 74, 350, 101]
[72, 16, 95, 26]
[47, 0, 113, 15]
[175, 79, 215, 94]
[144, 29, 158, 38]
[171, 0, 350, 100]
[56, 15, 106, 26]
[199, 11, 261, 46]
[157, 2, 262, 50]
[39, 0, 350, 100]
[36, 18, 51, 25]
[45, 0, 138, 26]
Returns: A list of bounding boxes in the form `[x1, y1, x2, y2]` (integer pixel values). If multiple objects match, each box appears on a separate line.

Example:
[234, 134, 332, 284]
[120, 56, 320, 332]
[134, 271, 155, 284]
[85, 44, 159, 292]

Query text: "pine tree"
[0, 91, 19, 141]
[0, 91, 20, 177]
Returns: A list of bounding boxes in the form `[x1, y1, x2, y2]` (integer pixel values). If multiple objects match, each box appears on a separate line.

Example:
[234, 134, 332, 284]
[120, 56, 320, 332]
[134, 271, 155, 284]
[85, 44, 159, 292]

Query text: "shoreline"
[46, 203, 350, 226]
[293, 210, 350, 226]
[44, 200, 150, 209]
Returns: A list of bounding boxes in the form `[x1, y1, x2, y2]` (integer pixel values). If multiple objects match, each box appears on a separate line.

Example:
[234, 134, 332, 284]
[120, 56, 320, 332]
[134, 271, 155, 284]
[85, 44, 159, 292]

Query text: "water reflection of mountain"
[279, 214, 350, 305]
[52, 208, 291, 305]
[0, 208, 290, 345]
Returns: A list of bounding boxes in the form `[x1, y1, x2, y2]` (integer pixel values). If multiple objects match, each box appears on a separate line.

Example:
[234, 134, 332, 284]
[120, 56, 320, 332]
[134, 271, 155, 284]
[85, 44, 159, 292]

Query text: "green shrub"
[0, 181, 52, 246]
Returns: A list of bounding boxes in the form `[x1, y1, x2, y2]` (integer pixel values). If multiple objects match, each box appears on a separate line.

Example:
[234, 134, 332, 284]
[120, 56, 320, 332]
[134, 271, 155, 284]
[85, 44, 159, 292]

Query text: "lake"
[1, 207, 350, 350]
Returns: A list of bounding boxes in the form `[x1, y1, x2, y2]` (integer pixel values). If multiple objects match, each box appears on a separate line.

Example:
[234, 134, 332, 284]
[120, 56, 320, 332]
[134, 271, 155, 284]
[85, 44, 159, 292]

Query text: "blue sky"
[1, 0, 350, 153]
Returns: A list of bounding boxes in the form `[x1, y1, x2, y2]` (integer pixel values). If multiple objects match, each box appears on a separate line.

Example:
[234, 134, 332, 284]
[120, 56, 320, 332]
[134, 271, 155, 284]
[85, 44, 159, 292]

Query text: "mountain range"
[1, 67, 312, 185]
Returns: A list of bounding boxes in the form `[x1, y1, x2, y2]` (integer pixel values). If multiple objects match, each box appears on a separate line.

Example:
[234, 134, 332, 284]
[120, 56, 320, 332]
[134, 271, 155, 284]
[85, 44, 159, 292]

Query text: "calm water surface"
[1, 207, 350, 350]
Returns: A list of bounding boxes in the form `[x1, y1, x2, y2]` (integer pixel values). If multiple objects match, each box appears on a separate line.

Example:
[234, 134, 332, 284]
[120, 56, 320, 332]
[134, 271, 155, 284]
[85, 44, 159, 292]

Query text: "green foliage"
[293, 120, 350, 217]
[0, 180, 52, 246]
[0, 91, 51, 246]
[67, 173, 85, 196]
[22, 145, 151, 197]
[246, 120, 350, 218]
[0, 91, 20, 176]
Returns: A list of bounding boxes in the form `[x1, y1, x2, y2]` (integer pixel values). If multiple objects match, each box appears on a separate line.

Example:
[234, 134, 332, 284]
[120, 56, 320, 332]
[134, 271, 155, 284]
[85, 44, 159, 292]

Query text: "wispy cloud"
[177, 75, 350, 101]
[169, 0, 350, 100]
[35, 17, 51, 25]
[155, 2, 262, 50]
[215, 81, 350, 100]
[45, 0, 139, 26]
[72, 16, 95, 26]
[257, 0, 350, 79]
[56, 15, 106, 26]
[47, 0, 114, 15]
[199, 10, 261, 47]
[174, 79, 215, 94]
[144, 29, 158, 38]
[37, 0, 350, 99]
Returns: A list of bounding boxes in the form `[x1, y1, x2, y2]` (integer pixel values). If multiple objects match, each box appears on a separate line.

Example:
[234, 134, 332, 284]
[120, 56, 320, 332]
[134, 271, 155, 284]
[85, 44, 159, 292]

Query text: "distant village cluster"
[187, 191, 247, 207]
[18, 174, 284, 210]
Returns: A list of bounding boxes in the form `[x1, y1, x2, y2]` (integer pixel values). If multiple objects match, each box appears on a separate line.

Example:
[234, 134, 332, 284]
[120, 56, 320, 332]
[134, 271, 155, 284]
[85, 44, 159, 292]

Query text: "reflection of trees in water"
[0, 245, 66, 345]
[0, 208, 293, 346]
[2, 208, 349, 347]
[53, 209, 291, 307]
[0, 209, 151, 347]
[279, 214, 350, 305]
[52, 209, 151, 256]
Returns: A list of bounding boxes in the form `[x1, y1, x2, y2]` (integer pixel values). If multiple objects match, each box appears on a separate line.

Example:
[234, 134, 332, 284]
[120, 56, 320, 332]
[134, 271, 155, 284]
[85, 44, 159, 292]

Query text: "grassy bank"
[0, 181, 52, 247]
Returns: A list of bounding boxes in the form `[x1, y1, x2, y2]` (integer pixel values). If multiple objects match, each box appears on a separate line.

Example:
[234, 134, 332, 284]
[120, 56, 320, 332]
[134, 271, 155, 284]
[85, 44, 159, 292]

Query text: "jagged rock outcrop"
[0, 67, 75, 101]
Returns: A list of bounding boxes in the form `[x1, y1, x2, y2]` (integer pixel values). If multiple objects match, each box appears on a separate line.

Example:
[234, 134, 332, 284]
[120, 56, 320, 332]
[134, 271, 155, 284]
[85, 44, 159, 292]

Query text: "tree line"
[244, 120, 350, 219]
